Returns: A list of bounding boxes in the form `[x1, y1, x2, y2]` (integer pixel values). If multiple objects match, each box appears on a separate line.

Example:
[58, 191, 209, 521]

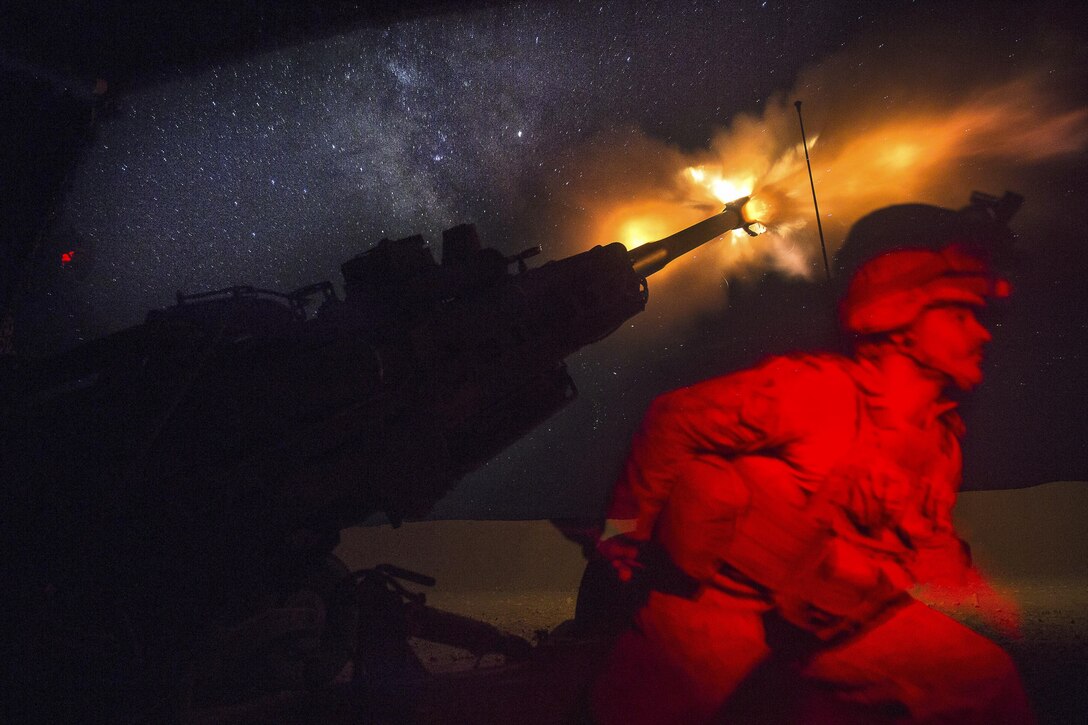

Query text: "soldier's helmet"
[839, 244, 1011, 335]
[834, 192, 1019, 335]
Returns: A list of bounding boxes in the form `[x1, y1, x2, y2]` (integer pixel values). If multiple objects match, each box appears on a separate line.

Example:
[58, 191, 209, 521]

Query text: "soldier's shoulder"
[665, 352, 858, 406]
[752, 351, 859, 390]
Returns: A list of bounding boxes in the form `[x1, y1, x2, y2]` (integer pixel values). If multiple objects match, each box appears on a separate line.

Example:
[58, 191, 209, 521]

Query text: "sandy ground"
[328, 481, 1088, 723]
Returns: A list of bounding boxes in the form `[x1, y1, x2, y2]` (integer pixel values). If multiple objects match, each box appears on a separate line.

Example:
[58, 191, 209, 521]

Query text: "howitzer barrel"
[628, 196, 752, 277]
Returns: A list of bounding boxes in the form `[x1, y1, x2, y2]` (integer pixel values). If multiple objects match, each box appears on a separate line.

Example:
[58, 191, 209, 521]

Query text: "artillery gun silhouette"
[4, 199, 756, 722]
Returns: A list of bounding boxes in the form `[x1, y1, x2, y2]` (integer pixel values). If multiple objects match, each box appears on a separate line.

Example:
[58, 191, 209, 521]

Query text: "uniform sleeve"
[901, 420, 974, 586]
[905, 503, 973, 586]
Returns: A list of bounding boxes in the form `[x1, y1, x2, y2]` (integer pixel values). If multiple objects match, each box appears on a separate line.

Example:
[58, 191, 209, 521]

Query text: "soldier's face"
[904, 304, 992, 390]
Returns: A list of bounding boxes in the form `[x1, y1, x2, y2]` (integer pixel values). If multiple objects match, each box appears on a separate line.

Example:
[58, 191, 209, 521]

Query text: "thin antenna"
[794, 101, 830, 280]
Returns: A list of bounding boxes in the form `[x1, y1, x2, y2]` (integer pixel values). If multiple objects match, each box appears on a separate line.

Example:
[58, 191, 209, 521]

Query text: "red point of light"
[61, 251, 75, 265]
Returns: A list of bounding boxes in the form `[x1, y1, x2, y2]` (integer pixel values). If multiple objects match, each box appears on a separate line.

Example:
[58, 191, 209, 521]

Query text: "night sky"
[20, 0, 1088, 519]
[36, 0, 879, 332]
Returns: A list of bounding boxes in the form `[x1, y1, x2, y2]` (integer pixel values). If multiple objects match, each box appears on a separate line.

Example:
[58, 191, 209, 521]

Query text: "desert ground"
[323, 481, 1087, 724]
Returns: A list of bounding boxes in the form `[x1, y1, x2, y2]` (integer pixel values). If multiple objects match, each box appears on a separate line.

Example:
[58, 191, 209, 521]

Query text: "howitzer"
[5, 196, 757, 532]
[3, 196, 757, 721]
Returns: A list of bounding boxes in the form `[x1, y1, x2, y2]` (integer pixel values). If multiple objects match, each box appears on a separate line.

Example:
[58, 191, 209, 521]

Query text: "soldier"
[589, 244, 1034, 723]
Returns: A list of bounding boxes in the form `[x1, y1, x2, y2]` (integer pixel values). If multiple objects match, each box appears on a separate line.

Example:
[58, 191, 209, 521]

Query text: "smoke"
[542, 3, 1088, 324]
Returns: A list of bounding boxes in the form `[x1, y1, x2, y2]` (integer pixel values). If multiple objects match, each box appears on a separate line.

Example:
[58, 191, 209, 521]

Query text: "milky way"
[42, 1, 880, 337]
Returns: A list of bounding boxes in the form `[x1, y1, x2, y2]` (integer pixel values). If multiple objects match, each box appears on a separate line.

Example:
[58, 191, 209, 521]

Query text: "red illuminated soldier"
[590, 244, 1034, 724]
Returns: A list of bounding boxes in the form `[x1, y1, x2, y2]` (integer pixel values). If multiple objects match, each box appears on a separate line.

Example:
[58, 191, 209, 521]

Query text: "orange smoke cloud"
[550, 20, 1088, 308]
